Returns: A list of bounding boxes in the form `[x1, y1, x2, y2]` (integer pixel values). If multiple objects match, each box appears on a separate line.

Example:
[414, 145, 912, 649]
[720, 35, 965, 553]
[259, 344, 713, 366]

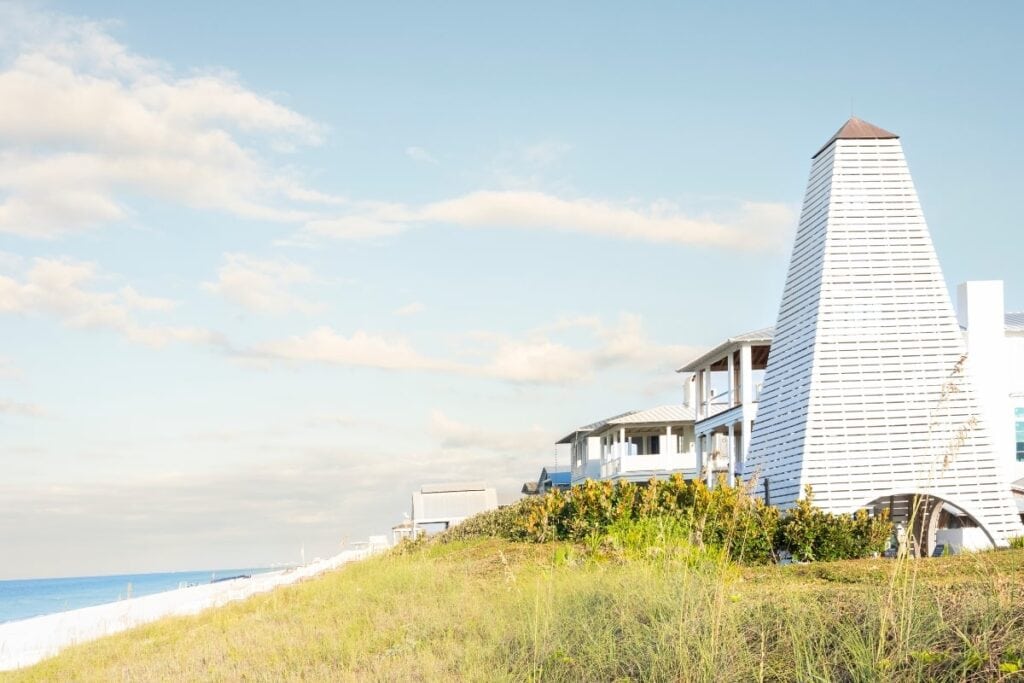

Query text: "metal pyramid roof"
[814, 117, 899, 158]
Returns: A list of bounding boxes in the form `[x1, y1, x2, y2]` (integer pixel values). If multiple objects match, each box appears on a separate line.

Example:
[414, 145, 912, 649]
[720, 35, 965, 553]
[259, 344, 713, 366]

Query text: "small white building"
[410, 482, 498, 536]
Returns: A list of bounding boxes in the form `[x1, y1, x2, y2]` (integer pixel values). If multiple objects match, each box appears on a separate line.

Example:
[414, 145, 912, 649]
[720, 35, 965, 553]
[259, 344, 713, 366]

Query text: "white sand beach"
[0, 548, 372, 672]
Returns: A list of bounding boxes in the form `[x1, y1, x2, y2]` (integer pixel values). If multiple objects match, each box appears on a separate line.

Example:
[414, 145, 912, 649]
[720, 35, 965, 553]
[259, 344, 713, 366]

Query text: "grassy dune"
[7, 539, 1024, 682]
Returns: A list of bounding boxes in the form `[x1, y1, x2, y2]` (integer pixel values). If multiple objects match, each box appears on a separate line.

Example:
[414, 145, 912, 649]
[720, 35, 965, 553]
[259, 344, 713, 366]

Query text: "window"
[648, 435, 660, 455]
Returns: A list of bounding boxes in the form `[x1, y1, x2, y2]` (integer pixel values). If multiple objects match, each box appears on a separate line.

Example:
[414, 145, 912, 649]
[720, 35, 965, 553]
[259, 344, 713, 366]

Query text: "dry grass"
[6, 539, 1024, 682]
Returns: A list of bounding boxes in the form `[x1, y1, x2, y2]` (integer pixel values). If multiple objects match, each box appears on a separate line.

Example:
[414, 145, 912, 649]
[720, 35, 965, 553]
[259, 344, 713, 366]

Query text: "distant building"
[522, 466, 571, 495]
[589, 405, 696, 482]
[410, 482, 498, 536]
[557, 411, 639, 485]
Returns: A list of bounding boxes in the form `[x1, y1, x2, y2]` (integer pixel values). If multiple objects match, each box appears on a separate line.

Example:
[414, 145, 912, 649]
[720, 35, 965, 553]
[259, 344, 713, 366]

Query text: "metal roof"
[677, 326, 775, 373]
[814, 117, 899, 158]
[420, 482, 488, 494]
[604, 404, 695, 425]
[555, 409, 640, 444]
[1005, 313, 1024, 333]
[542, 469, 572, 486]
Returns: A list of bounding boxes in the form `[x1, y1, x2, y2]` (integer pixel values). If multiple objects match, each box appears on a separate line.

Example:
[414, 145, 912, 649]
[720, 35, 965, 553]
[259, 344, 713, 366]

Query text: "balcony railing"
[601, 445, 698, 479]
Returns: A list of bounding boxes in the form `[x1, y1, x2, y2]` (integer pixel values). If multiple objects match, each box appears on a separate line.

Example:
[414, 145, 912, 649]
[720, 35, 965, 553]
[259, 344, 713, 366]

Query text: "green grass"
[7, 539, 1024, 682]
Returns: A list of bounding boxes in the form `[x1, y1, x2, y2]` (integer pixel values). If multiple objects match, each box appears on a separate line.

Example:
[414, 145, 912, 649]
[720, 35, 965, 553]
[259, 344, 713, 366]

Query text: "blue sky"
[1, 1, 1022, 578]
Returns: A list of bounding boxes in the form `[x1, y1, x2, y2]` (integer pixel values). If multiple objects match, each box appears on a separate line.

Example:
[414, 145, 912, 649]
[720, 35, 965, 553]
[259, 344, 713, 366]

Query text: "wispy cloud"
[405, 146, 438, 164]
[393, 301, 425, 316]
[248, 327, 457, 372]
[0, 257, 217, 347]
[244, 313, 697, 386]
[204, 253, 321, 315]
[0, 399, 45, 418]
[302, 191, 795, 251]
[0, 356, 22, 380]
[0, 6, 339, 238]
[429, 411, 553, 454]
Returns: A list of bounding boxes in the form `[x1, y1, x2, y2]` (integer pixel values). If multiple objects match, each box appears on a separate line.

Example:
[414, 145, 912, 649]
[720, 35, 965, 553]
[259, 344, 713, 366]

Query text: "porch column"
[694, 370, 703, 420]
[727, 422, 736, 485]
[695, 430, 704, 479]
[703, 366, 711, 416]
[740, 344, 753, 405]
[705, 434, 714, 488]
[740, 343, 754, 480]
[665, 424, 672, 456]
[727, 350, 735, 407]
[741, 416, 752, 482]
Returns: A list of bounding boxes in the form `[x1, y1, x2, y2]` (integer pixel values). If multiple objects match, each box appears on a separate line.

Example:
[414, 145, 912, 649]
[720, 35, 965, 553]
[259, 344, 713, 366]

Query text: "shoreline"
[0, 548, 372, 672]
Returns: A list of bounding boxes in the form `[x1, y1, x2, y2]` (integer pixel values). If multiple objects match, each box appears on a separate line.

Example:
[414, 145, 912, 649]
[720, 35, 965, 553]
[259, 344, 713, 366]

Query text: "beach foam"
[0, 549, 371, 671]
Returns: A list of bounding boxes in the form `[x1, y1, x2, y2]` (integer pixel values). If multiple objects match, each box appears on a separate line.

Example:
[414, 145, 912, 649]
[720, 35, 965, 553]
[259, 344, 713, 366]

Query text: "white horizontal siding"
[746, 136, 1024, 542]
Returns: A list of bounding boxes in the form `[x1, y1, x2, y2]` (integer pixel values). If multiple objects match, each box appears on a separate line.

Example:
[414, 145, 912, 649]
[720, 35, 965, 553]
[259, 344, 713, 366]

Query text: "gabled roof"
[677, 327, 774, 373]
[814, 117, 899, 158]
[556, 409, 640, 443]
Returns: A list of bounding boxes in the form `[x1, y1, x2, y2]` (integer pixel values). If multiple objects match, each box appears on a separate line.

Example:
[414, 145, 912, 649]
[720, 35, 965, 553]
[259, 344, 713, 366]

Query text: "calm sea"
[0, 567, 278, 624]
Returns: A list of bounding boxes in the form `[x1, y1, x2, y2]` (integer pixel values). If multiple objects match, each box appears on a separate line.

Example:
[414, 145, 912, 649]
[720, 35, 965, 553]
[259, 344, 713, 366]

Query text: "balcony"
[600, 442, 698, 479]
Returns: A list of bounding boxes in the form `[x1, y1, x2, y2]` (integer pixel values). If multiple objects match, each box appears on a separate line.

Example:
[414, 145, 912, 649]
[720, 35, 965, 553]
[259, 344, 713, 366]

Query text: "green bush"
[1008, 535, 1024, 550]
[438, 475, 888, 564]
[775, 486, 891, 562]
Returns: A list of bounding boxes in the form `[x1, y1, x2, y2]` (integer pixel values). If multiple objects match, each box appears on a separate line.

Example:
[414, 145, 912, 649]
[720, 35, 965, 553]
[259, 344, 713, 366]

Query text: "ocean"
[0, 567, 278, 624]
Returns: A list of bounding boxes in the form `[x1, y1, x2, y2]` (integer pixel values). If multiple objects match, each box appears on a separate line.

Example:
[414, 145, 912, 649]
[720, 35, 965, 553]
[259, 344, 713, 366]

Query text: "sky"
[1, 1, 1022, 579]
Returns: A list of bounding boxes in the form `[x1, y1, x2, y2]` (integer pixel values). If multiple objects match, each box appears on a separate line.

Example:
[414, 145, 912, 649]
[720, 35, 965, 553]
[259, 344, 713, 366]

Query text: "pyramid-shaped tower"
[746, 118, 1023, 545]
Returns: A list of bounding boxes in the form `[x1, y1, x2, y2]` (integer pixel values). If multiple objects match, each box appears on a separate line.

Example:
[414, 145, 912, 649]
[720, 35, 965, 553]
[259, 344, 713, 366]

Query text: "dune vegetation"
[8, 482, 1024, 682]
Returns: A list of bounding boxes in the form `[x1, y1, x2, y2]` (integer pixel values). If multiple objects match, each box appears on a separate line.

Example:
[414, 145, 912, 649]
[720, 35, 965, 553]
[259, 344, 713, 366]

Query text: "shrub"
[775, 486, 891, 562]
[1009, 535, 1024, 550]
[438, 476, 888, 564]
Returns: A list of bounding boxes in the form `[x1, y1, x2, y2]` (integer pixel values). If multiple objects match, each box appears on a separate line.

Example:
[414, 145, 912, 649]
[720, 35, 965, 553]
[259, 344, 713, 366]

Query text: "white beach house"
[590, 405, 697, 482]
[558, 407, 697, 485]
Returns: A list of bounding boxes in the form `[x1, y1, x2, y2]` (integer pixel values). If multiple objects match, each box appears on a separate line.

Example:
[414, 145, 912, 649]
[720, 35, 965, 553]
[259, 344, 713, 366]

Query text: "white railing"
[601, 449, 698, 478]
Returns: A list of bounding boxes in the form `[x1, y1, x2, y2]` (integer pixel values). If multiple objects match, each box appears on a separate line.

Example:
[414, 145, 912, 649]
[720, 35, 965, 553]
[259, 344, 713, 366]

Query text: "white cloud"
[0, 257, 216, 348]
[0, 7, 338, 238]
[250, 327, 456, 372]
[0, 357, 20, 380]
[0, 399, 44, 418]
[475, 313, 699, 384]
[204, 253, 321, 315]
[394, 301, 425, 316]
[405, 146, 438, 164]
[520, 140, 570, 166]
[304, 214, 406, 240]
[303, 190, 795, 250]
[429, 411, 553, 454]
[246, 313, 696, 386]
